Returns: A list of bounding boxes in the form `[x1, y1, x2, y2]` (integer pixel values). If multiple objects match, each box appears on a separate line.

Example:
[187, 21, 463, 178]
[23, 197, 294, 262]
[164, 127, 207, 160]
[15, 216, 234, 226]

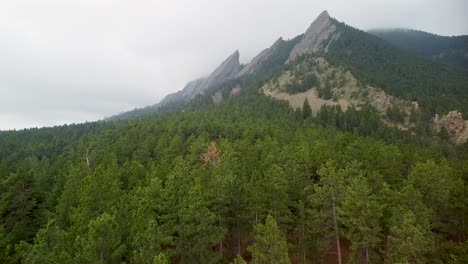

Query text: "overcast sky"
[1, 0, 467, 130]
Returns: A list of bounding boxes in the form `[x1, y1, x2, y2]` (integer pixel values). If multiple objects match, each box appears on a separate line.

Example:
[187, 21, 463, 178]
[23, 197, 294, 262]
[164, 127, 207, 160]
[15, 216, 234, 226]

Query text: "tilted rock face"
[180, 78, 206, 99]
[287, 10, 337, 62]
[159, 78, 206, 106]
[188, 50, 241, 99]
[158, 50, 241, 105]
[236, 37, 285, 77]
[433, 111, 468, 144]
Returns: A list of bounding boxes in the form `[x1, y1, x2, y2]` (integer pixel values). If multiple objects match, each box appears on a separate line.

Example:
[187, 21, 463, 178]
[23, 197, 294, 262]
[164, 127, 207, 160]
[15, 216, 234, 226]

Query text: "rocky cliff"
[158, 50, 241, 106]
[433, 111, 468, 144]
[236, 38, 285, 77]
[158, 78, 206, 106]
[287, 10, 338, 62]
[188, 50, 241, 99]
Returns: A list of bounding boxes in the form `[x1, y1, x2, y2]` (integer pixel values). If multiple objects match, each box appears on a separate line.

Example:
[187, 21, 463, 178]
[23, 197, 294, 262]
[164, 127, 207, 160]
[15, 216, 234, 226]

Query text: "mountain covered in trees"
[1, 10, 468, 264]
[369, 28, 468, 68]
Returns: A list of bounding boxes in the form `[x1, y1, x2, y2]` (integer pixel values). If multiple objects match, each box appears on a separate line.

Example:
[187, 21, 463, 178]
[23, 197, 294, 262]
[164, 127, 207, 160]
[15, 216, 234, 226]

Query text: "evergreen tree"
[310, 161, 345, 264]
[126, 178, 171, 263]
[302, 98, 312, 119]
[387, 211, 435, 263]
[76, 212, 125, 263]
[18, 220, 71, 263]
[248, 215, 290, 264]
[0, 170, 43, 246]
[340, 175, 383, 263]
[232, 254, 247, 264]
[175, 179, 225, 263]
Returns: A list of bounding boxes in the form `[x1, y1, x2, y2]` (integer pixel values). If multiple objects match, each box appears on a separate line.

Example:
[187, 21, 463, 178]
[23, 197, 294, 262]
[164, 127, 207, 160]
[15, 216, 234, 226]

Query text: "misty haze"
[0, 1, 467, 264]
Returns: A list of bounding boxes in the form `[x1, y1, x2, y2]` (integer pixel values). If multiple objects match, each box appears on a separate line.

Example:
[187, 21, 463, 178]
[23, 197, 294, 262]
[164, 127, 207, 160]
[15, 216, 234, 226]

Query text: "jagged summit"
[287, 10, 338, 61]
[189, 50, 241, 99]
[236, 37, 285, 77]
[156, 50, 241, 106]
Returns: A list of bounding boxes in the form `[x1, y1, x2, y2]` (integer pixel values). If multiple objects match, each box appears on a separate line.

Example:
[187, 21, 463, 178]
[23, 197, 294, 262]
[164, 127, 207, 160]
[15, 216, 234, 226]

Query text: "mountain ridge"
[109, 10, 467, 144]
[369, 28, 468, 68]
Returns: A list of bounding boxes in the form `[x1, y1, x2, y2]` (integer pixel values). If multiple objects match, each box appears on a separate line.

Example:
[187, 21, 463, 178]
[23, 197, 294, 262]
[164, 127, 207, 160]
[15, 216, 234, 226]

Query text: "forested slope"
[369, 29, 468, 68]
[327, 20, 468, 116]
[1, 75, 467, 263]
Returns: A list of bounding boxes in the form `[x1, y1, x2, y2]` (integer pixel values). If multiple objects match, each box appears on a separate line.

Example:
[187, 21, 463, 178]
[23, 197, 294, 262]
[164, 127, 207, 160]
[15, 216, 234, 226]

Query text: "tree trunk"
[237, 219, 241, 255]
[332, 190, 342, 264]
[302, 220, 306, 264]
[85, 148, 90, 172]
[365, 247, 369, 264]
[219, 217, 223, 255]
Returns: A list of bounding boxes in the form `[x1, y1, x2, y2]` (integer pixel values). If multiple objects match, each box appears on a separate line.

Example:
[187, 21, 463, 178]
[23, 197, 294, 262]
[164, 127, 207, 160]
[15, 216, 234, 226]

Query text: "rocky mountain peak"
[236, 37, 285, 77]
[186, 50, 241, 99]
[287, 10, 338, 62]
[318, 10, 330, 19]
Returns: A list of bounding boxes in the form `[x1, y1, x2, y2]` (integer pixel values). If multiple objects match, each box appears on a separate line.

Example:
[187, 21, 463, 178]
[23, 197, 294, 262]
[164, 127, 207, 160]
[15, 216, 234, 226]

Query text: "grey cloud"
[0, 0, 467, 130]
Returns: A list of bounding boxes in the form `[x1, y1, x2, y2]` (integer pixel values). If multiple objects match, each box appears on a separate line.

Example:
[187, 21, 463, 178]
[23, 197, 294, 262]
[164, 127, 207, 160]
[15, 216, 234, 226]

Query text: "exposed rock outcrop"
[211, 90, 223, 104]
[158, 78, 206, 106]
[433, 111, 468, 144]
[287, 10, 338, 62]
[189, 50, 241, 99]
[158, 50, 241, 106]
[236, 38, 285, 77]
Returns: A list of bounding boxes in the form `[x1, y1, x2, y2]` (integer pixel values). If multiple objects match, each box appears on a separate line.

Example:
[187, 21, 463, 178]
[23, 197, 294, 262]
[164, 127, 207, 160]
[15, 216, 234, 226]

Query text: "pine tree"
[76, 212, 125, 263]
[175, 179, 225, 263]
[0, 170, 43, 245]
[310, 161, 345, 264]
[340, 175, 383, 263]
[127, 178, 171, 263]
[18, 220, 71, 263]
[387, 211, 435, 263]
[248, 215, 290, 264]
[232, 254, 247, 264]
[302, 98, 312, 119]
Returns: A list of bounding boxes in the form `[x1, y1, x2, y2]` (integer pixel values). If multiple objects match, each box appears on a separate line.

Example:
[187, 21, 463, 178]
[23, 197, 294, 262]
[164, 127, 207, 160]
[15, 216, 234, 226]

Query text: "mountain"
[369, 28, 468, 68]
[108, 51, 241, 120]
[158, 78, 206, 106]
[236, 37, 285, 77]
[324, 18, 468, 116]
[2, 10, 468, 264]
[287, 10, 338, 61]
[161, 50, 241, 104]
[112, 10, 468, 141]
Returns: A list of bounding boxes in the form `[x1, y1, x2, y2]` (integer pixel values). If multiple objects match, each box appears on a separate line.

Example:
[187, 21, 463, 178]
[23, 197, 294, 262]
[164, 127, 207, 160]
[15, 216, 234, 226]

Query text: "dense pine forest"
[1, 66, 467, 263]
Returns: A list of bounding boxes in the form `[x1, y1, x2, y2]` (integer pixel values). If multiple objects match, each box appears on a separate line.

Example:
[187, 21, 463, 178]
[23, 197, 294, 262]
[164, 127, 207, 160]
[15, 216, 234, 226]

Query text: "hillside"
[369, 28, 468, 68]
[1, 10, 468, 264]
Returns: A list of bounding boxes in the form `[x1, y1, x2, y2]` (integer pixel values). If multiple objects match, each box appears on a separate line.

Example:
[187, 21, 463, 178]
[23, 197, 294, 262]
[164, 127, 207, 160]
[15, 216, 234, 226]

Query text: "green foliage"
[18, 220, 71, 263]
[0, 170, 43, 246]
[302, 98, 312, 120]
[285, 73, 318, 94]
[387, 211, 435, 263]
[340, 175, 383, 262]
[175, 179, 225, 263]
[0, 59, 466, 263]
[232, 254, 247, 264]
[328, 20, 468, 116]
[76, 212, 125, 263]
[248, 215, 290, 264]
[386, 105, 406, 122]
[369, 29, 468, 68]
[317, 79, 333, 100]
